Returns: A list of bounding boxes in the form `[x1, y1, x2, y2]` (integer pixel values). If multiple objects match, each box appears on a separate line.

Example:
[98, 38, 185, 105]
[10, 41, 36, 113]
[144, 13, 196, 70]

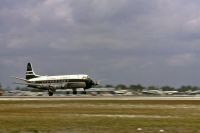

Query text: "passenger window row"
[35, 80, 69, 84]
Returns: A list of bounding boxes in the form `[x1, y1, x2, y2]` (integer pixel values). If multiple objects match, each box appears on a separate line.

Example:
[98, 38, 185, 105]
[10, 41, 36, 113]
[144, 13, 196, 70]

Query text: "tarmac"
[1, 96, 200, 100]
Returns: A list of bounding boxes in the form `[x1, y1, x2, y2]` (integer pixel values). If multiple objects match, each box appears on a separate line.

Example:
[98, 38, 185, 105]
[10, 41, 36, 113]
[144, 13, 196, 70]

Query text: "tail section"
[26, 63, 40, 79]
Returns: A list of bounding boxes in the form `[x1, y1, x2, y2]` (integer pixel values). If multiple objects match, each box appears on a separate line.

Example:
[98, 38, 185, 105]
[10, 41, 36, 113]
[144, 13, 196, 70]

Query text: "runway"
[0, 96, 199, 132]
[1, 96, 200, 100]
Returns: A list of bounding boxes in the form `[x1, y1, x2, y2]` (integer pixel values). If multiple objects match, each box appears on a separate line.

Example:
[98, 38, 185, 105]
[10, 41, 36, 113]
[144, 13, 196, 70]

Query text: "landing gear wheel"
[83, 91, 87, 95]
[72, 89, 77, 95]
[48, 87, 55, 96]
[48, 91, 54, 96]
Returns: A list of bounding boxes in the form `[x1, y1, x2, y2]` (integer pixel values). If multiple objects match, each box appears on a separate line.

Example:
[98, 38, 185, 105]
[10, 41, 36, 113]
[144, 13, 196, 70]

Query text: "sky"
[1, 0, 200, 88]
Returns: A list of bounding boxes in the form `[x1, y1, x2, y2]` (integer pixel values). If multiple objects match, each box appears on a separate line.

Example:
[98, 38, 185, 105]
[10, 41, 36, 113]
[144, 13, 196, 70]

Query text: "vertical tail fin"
[26, 63, 40, 79]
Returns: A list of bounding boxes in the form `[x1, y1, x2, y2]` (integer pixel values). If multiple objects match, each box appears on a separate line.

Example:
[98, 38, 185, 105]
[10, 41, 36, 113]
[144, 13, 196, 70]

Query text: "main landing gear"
[48, 88, 86, 96]
[48, 87, 55, 96]
[48, 91, 53, 96]
[72, 89, 77, 95]
[83, 89, 87, 94]
[72, 89, 87, 95]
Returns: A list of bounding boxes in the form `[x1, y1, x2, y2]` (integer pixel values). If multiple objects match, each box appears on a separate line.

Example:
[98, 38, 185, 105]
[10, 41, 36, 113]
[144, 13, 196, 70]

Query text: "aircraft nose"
[89, 79, 99, 86]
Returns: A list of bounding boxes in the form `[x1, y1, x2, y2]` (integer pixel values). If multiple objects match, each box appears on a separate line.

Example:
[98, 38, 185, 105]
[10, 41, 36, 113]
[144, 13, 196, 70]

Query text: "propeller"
[93, 79, 109, 87]
[83, 65, 109, 87]
[93, 80, 100, 86]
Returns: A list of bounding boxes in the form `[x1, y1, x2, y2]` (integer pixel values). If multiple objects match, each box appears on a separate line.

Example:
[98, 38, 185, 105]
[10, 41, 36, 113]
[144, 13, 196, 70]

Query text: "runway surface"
[0, 96, 199, 132]
[1, 96, 200, 100]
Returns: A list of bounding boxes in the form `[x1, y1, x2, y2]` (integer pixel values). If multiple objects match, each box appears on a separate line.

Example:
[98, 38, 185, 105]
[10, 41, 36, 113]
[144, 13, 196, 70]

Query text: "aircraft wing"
[13, 82, 43, 87]
[13, 82, 58, 90]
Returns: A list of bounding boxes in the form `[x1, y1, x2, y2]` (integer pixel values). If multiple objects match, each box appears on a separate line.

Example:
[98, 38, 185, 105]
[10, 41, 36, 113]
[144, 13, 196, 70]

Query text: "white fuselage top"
[28, 74, 89, 82]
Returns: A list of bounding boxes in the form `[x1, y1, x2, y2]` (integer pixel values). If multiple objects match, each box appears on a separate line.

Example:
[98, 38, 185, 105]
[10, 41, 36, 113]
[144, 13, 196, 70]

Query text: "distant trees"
[129, 84, 145, 92]
[115, 84, 127, 90]
[148, 86, 159, 90]
[103, 84, 200, 93]
[161, 86, 175, 91]
[15, 86, 21, 90]
[178, 86, 199, 92]
[113, 84, 200, 93]
[104, 84, 114, 88]
[11, 83, 200, 93]
[0, 82, 4, 91]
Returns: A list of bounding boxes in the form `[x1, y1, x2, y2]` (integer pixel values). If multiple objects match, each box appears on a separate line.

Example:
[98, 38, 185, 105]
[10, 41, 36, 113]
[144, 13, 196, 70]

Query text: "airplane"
[12, 63, 99, 96]
[142, 90, 178, 95]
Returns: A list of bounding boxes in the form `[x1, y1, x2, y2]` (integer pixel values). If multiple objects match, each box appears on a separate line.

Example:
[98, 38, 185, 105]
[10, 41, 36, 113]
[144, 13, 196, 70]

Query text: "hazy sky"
[1, 0, 200, 88]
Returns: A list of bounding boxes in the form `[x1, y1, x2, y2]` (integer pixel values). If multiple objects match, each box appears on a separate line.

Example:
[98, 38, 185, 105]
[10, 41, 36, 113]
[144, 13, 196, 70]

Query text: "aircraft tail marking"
[26, 62, 40, 79]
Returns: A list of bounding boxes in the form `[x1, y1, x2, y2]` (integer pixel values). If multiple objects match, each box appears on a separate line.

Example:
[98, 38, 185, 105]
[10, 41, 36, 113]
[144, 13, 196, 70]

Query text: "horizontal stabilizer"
[13, 82, 28, 85]
[10, 76, 28, 82]
[13, 82, 43, 88]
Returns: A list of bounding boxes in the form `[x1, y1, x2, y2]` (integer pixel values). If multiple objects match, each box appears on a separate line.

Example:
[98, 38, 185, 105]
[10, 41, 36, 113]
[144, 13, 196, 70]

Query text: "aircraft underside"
[27, 81, 92, 96]
[47, 88, 87, 96]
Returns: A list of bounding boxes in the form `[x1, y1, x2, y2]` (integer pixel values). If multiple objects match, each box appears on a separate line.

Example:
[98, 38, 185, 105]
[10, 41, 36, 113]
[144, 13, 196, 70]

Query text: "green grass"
[0, 100, 200, 133]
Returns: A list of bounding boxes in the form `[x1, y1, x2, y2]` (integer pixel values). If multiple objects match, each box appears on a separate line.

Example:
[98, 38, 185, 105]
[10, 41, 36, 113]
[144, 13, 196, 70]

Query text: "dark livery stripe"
[27, 63, 32, 71]
[26, 75, 38, 80]
[26, 63, 39, 80]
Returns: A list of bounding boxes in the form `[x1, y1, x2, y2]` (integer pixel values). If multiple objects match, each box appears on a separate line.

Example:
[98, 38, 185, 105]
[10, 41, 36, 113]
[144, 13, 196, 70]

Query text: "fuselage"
[27, 74, 95, 90]
[14, 62, 98, 96]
